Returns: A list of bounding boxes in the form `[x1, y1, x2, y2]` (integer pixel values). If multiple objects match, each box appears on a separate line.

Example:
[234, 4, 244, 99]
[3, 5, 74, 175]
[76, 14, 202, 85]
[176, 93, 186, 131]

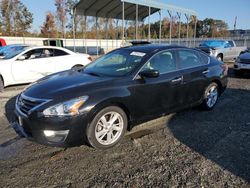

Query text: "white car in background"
[0, 46, 92, 91]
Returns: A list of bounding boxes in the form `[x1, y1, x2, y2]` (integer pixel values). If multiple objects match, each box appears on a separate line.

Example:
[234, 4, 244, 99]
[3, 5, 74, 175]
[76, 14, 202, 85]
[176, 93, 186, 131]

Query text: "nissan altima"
[12, 45, 228, 149]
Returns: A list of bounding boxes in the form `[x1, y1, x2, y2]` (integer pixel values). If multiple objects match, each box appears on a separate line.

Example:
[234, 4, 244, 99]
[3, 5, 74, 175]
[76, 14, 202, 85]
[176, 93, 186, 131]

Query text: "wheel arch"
[217, 53, 223, 61]
[210, 79, 223, 96]
[88, 100, 132, 131]
[0, 74, 4, 86]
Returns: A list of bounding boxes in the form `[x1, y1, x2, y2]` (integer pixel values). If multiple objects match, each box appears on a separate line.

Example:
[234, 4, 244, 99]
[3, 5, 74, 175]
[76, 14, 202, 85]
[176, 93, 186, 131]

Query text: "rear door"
[51, 49, 74, 72]
[12, 48, 55, 83]
[176, 49, 210, 106]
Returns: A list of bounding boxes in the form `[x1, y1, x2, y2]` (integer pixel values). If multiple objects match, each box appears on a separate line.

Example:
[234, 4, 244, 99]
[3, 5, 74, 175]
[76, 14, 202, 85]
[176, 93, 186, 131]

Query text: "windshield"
[200, 41, 225, 48]
[83, 49, 146, 77]
[3, 46, 28, 60]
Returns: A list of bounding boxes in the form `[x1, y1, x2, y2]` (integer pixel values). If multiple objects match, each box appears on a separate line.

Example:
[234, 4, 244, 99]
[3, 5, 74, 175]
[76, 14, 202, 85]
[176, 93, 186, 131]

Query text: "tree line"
[0, 0, 229, 39]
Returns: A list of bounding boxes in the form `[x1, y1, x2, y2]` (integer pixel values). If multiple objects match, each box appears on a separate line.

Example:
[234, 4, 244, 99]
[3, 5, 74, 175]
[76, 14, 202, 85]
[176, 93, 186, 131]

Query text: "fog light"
[43, 130, 69, 143]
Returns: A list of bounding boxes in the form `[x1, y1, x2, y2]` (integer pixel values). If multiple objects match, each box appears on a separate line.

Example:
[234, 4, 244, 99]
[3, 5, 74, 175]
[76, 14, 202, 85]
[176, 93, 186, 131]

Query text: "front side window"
[23, 49, 44, 60]
[84, 49, 145, 76]
[177, 49, 206, 69]
[142, 50, 176, 74]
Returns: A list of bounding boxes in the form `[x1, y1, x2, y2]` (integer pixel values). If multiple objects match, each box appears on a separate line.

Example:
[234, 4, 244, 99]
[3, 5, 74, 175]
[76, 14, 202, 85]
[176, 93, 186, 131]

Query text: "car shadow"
[227, 66, 250, 79]
[167, 87, 250, 182]
[5, 95, 18, 123]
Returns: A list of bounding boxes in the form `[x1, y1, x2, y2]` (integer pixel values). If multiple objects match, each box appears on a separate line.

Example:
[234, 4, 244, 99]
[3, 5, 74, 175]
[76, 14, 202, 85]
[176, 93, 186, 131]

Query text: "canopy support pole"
[168, 10, 172, 44]
[96, 16, 99, 56]
[85, 16, 87, 53]
[116, 19, 119, 48]
[159, 10, 162, 44]
[73, 7, 76, 52]
[185, 14, 189, 47]
[148, 6, 151, 42]
[105, 18, 108, 53]
[136, 4, 138, 40]
[193, 16, 197, 47]
[177, 12, 181, 45]
[122, 1, 125, 46]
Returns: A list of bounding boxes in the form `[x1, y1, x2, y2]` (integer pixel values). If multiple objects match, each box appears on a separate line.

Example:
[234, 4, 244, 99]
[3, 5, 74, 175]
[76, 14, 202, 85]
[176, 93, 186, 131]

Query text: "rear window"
[177, 49, 207, 69]
[53, 49, 69, 56]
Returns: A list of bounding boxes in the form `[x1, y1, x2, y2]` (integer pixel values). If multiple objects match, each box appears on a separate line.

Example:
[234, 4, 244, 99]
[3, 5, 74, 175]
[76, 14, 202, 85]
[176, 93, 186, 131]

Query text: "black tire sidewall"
[86, 106, 128, 149]
[202, 82, 219, 110]
[216, 55, 222, 61]
[0, 78, 3, 92]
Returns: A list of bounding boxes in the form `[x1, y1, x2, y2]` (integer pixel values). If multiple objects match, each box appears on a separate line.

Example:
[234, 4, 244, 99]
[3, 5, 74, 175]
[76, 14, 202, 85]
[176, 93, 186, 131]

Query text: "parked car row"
[198, 40, 247, 62]
[0, 45, 92, 92]
[12, 44, 228, 149]
[198, 40, 249, 76]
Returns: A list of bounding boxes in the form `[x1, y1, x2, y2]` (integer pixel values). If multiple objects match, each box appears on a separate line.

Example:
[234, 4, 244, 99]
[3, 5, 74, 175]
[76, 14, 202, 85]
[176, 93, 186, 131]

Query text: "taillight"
[88, 56, 92, 62]
[221, 64, 228, 76]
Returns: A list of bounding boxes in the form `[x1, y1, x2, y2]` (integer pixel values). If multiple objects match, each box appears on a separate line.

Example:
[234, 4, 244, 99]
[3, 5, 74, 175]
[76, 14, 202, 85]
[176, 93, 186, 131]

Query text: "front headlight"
[43, 96, 88, 117]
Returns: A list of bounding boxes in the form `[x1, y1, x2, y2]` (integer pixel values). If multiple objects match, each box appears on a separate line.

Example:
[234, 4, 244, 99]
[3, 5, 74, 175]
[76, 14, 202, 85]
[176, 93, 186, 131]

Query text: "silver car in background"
[234, 51, 250, 76]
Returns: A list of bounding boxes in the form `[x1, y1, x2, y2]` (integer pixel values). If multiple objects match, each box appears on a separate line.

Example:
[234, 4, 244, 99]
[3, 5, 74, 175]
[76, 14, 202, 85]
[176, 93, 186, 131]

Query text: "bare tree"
[0, 0, 33, 36]
[55, 0, 67, 38]
[41, 12, 57, 38]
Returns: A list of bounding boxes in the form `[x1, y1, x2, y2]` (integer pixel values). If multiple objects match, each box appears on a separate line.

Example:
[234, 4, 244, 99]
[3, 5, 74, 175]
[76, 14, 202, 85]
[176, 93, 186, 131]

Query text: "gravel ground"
[0, 66, 249, 188]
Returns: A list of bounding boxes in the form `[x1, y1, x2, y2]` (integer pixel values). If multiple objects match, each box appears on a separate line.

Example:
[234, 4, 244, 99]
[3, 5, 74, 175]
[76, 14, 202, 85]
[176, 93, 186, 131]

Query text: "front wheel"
[86, 106, 127, 149]
[202, 83, 219, 110]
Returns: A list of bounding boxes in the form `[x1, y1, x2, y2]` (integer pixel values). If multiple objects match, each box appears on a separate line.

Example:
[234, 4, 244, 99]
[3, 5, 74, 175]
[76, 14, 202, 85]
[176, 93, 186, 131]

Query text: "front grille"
[17, 94, 48, 116]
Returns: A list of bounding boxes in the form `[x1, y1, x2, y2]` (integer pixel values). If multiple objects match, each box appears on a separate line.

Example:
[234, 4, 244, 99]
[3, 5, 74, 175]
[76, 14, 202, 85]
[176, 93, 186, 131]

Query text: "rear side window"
[53, 49, 69, 56]
[199, 52, 210, 65]
[177, 49, 206, 69]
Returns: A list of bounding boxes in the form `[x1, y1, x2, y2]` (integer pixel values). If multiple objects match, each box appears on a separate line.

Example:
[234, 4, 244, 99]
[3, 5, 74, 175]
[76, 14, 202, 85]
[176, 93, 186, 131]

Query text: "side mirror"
[17, 55, 26, 61]
[139, 69, 159, 79]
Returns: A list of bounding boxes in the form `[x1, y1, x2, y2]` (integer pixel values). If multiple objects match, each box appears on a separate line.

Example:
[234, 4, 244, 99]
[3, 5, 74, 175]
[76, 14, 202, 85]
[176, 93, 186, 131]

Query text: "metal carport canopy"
[74, 0, 197, 21]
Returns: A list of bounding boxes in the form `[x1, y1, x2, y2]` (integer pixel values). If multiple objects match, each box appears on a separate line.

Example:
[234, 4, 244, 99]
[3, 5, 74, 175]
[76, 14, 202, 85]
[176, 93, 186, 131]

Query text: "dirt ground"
[0, 66, 249, 188]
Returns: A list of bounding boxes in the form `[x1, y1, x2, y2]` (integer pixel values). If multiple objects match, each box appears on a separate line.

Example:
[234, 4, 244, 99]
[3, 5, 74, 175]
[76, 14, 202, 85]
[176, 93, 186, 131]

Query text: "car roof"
[121, 44, 187, 53]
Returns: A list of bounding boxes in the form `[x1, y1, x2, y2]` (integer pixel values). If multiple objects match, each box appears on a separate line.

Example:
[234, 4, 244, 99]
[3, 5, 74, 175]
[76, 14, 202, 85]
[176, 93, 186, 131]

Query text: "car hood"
[23, 70, 114, 99]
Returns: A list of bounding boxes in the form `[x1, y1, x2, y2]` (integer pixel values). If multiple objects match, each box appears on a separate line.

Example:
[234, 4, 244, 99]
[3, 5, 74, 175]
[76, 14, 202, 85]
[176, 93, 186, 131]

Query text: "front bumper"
[12, 108, 90, 147]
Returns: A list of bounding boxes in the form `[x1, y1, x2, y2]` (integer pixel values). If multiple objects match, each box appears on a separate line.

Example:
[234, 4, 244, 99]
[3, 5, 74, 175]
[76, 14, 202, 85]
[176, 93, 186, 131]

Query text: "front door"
[12, 48, 55, 83]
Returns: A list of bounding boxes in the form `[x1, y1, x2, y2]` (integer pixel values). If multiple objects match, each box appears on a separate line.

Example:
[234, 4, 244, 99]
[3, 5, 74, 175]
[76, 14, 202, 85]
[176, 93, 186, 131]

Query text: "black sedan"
[12, 45, 228, 149]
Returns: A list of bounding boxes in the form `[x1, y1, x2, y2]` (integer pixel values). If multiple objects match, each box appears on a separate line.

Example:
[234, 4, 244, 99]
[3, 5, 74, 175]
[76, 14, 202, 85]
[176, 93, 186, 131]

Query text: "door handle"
[171, 76, 183, 83]
[202, 69, 210, 74]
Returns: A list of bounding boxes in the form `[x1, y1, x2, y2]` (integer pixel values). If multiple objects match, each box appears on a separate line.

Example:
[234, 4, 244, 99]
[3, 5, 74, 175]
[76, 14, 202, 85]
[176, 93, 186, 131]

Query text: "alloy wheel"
[206, 85, 218, 108]
[94, 111, 124, 145]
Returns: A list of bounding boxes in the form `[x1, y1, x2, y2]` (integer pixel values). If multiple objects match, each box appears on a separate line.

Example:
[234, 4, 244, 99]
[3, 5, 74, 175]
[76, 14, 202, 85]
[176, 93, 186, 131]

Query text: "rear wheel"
[0, 77, 4, 92]
[71, 65, 83, 70]
[216, 54, 223, 61]
[202, 82, 219, 110]
[86, 106, 127, 149]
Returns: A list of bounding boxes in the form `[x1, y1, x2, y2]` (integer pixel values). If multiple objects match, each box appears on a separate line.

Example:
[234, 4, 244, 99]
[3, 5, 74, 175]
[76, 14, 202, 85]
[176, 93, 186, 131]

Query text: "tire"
[201, 82, 219, 110]
[71, 65, 83, 70]
[0, 77, 4, 93]
[216, 54, 223, 62]
[86, 106, 128, 149]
